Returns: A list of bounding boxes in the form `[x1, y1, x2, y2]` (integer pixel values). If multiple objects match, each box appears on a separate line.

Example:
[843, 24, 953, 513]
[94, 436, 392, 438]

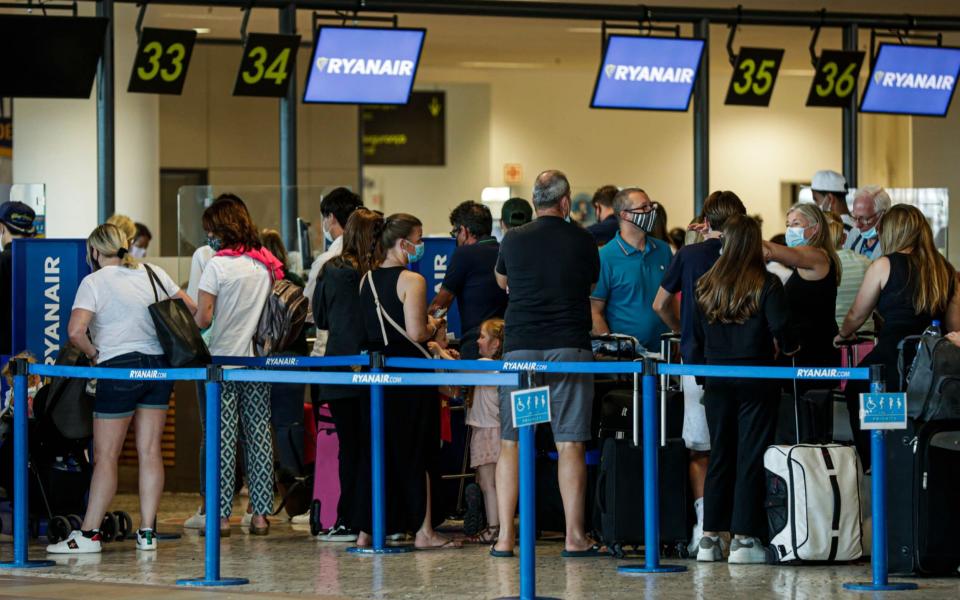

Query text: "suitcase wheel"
[99, 512, 118, 542]
[309, 500, 322, 537]
[609, 543, 625, 559]
[66, 514, 83, 531]
[673, 541, 689, 559]
[47, 515, 71, 544]
[113, 511, 133, 541]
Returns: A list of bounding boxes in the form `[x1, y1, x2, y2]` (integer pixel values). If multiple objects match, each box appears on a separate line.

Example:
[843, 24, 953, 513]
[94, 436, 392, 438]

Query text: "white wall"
[363, 82, 491, 235]
[12, 5, 159, 239]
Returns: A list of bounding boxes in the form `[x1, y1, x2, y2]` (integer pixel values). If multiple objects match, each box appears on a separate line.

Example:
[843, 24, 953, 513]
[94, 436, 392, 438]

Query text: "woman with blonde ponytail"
[47, 223, 197, 555]
[838, 203, 960, 470]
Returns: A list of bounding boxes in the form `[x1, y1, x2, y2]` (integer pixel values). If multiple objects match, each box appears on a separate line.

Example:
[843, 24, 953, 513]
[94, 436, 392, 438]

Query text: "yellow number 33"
[137, 41, 186, 82]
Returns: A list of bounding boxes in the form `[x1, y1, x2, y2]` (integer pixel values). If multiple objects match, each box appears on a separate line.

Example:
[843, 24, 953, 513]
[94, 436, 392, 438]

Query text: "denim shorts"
[94, 353, 174, 419]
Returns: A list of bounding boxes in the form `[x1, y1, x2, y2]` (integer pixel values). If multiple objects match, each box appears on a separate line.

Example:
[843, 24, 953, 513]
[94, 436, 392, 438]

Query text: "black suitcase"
[535, 451, 599, 536]
[598, 388, 683, 441]
[594, 436, 690, 558]
[886, 418, 960, 575]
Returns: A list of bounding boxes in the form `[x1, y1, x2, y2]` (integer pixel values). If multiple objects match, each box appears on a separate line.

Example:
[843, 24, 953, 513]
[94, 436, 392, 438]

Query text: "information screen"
[303, 26, 425, 105]
[860, 44, 960, 117]
[591, 35, 704, 111]
[0, 15, 107, 98]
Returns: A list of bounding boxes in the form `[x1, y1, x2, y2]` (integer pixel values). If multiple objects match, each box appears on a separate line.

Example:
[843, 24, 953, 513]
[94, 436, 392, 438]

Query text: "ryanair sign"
[303, 26, 425, 105]
[861, 44, 960, 117]
[592, 35, 704, 111]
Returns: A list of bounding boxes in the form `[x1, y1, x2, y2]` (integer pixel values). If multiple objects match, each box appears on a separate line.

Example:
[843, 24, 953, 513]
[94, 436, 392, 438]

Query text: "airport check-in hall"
[1, 1, 960, 599]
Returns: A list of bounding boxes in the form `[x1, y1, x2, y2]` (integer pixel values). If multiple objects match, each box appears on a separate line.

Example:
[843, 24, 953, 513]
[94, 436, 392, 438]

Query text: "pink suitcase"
[310, 404, 340, 532]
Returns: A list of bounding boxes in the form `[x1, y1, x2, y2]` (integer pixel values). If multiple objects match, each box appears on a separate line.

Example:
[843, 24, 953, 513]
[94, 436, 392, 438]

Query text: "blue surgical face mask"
[405, 240, 425, 264]
[785, 226, 808, 248]
[207, 236, 223, 252]
[860, 226, 878, 240]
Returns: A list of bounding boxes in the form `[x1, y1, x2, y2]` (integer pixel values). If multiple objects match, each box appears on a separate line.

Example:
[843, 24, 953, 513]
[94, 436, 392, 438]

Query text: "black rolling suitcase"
[886, 418, 960, 575]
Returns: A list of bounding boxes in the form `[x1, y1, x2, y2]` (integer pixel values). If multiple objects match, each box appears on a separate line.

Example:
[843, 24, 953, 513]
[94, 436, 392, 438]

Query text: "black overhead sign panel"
[128, 28, 197, 95]
[361, 91, 445, 166]
[725, 47, 785, 107]
[806, 50, 866, 107]
[233, 33, 301, 97]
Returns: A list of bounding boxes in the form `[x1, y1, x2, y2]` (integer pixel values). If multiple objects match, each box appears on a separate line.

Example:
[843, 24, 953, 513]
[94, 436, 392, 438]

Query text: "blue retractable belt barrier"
[0, 361, 55, 570]
[29, 364, 207, 381]
[659, 363, 871, 380]
[222, 368, 518, 387]
[210, 354, 369, 368]
[385, 356, 646, 374]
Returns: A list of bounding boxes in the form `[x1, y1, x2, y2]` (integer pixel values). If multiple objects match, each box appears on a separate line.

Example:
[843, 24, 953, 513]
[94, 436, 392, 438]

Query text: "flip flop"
[489, 545, 514, 558]
[415, 538, 463, 551]
[560, 544, 608, 558]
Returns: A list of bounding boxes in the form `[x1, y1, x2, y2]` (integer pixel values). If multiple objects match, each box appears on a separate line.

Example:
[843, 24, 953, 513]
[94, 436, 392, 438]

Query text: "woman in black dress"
[359, 213, 459, 549]
[313, 208, 381, 545]
[764, 203, 841, 443]
[837, 204, 960, 470]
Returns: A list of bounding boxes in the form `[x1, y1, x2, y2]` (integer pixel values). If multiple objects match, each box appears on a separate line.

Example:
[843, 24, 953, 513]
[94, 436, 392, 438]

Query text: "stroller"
[0, 347, 132, 543]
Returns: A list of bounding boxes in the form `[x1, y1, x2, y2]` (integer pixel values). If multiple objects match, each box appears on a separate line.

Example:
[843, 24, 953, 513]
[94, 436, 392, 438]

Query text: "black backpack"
[253, 278, 309, 357]
[903, 335, 960, 421]
[33, 344, 95, 440]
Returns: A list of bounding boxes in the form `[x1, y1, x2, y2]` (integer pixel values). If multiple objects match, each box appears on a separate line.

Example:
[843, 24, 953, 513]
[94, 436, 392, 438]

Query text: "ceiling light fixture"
[193, 27, 212, 34]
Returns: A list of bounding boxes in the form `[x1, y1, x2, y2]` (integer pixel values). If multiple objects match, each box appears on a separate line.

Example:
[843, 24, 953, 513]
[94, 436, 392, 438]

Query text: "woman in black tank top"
[763, 204, 841, 443]
[359, 214, 461, 550]
[837, 205, 960, 469]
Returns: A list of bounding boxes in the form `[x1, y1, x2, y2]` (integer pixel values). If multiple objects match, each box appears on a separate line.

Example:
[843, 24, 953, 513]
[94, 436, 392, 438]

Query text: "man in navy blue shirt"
[586, 184, 619, 246]
[652, 190, 746, 556]
[428, 201, 507, 359]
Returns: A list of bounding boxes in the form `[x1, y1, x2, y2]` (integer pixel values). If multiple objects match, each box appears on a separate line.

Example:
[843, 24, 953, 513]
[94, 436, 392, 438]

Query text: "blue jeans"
[95, 353, 173, 418]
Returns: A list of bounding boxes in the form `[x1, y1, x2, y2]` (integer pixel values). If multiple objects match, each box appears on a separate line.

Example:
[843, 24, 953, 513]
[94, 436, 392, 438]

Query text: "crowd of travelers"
[3, 164, 958, 563]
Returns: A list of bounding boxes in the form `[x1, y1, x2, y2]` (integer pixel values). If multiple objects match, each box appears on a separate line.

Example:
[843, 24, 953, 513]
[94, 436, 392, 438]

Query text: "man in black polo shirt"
[428, 201, 507, 360]
[492, 169, 601, 558]
[0, 202, 37, 356]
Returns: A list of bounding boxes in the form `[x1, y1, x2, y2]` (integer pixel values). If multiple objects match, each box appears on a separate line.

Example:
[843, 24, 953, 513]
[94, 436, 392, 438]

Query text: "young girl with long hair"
[692, 215, 797, 564]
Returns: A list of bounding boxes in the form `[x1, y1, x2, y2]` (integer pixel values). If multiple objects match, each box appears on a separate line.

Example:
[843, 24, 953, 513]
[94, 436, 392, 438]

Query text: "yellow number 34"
[137, 41, 186, 82]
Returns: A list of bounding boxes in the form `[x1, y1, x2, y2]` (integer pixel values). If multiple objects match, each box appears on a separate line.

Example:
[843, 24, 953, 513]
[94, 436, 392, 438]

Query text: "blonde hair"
[88, 224, 138, 269]
[879, 204, 956, 315]
[787, 202, 841, 284]
[106, 214, 137, 247]
[480, 318, 505, 360]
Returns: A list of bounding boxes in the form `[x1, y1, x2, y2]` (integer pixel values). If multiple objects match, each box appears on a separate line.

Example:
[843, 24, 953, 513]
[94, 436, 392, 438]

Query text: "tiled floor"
[1, 494, 959, 599]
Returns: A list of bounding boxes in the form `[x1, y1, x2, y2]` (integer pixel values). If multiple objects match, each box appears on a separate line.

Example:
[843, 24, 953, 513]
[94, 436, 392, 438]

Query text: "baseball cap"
[811, 170, 847, 194]
[0, 201, 36, 235]
[501, 197, 533, 227]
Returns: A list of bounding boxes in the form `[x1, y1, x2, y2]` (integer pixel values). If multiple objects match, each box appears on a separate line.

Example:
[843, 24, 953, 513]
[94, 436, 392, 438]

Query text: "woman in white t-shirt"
[47, 224, 196, 555]
[195, 196, 278, 536]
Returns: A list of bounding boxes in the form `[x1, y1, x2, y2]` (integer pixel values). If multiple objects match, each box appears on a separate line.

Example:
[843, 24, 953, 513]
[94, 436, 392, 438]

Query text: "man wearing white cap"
[811, 170, 853, 232]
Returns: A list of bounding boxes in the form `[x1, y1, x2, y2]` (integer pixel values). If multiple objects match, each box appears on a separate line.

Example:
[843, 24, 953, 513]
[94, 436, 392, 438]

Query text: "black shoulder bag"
[143, 264, 211, 367]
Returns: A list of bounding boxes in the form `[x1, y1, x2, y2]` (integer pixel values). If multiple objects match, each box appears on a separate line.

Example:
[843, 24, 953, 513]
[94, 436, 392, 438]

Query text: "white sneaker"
[46, 530, 101, 554]
[316, 523, 358, 542]
[290, 512, 310, 525]
[183, 508, 205, 530]
[241, 513, 253, 528]
[696, 535, 727, 562]
[687, 523, 704, 557]
[728, 537, 767, 564]
[136, 528, 157, 551]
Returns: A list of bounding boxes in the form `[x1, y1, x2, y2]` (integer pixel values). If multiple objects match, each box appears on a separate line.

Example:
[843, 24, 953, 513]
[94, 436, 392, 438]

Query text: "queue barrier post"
[844, 364, 918, 592]
[0, 359, 55, 570]
[618, 357, 686, 575]
[348, 352, 411, 555]
[177, 365, 249, 587]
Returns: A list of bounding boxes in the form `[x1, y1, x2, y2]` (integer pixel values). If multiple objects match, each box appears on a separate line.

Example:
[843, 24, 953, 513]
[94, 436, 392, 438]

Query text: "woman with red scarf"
[195, 194, 282, 536]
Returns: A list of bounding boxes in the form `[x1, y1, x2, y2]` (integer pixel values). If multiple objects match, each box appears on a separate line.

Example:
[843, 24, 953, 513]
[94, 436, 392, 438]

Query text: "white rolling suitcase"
[764, 444, 863, 563]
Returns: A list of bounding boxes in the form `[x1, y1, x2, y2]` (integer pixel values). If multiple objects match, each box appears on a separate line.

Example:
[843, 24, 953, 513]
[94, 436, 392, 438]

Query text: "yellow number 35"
[137, 41, 186, 82]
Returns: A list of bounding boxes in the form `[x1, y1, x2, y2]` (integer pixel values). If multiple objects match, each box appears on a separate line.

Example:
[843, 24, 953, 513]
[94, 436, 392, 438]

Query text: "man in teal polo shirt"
[590, 187, 672, 351]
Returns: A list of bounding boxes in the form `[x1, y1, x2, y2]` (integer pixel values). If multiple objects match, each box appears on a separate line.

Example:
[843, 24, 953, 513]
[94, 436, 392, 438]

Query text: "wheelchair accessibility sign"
[860, 392, 908, 430]
[511, 386, 551, 428]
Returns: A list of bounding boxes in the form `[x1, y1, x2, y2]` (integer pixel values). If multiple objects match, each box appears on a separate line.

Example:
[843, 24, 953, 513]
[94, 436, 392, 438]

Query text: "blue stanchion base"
[617, 563, 688, 574]
[155, 532, 181, 541]
[842, 582, 919, 592]
[494, 596, 562, 599]
[176, 577, 250, 587]
[0, 560, 56, 569]
[345, 545, 413, 554]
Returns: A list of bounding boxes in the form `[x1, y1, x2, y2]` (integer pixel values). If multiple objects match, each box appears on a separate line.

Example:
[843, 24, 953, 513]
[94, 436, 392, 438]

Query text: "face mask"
[624, 208, 657, 233]
[860, 226, 878, 240]
[785, 226, 808, 248]
[130, 246, 147, 259]
[404, 240, 425, 264]
[322, 216, 335, 245]
[207, 236, 223, 252]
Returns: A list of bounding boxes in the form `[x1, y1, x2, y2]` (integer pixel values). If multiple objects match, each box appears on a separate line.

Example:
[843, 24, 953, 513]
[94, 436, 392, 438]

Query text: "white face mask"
[130, 246, 147, 259]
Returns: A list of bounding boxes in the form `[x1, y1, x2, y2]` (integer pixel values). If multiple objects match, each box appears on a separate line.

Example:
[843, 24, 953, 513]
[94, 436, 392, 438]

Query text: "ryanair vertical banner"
[410, 237, 461, 338]
[11, 239, 90, 364]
